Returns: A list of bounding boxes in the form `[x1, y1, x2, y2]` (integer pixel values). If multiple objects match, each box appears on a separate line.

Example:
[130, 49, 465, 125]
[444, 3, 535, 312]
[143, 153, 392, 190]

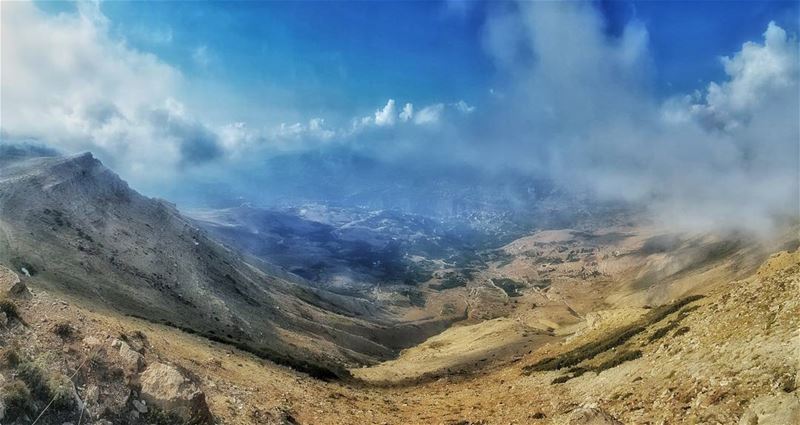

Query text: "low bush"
[550, 350, 642, 384]
[648, 321, 680, 343]
[14, 357, 75, 411]
[524, 296, 702, 375]
[144, 406, 191, 425]
[0, 298, 21, 322]
[593, 350, 642, 373]
[1, 346, 21, 367]
[673, 326, 690, 337]
[52, 322, 75, 340]
[2, 380, 35, 421]
[525, 324, 646, 373]
[16, 359, 50, 400]
[491, 278, 525, 297]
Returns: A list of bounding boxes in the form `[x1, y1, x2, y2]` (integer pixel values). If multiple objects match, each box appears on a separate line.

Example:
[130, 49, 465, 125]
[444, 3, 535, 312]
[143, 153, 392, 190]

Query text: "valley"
[0, 152, 797, 424]
[2, 1, 799, 423]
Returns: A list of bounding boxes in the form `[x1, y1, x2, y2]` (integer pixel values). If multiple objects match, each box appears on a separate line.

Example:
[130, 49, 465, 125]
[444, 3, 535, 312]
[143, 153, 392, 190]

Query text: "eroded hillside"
[1, 228, 797, 424]
[0, 153, 461, 377]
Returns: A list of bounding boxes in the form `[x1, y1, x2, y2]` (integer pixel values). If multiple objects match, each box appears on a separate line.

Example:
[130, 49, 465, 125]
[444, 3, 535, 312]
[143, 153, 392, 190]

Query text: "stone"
[140, 362, 212, 424]
[82, 336, 102, 347]
[132, 399, 148, 413]
[7, 280, 32, 300]
[118, 341, 144, 372]
[0, 266, 21, 293]
[569, 406, 624, 425]
[738, 392, 800, 425]
[0, 311, 7, 328]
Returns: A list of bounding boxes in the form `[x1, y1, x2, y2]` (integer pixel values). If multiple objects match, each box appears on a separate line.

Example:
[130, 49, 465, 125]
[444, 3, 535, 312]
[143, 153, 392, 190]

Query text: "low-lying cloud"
[469, 1, 798, 234]
[1, 0, 797, 236]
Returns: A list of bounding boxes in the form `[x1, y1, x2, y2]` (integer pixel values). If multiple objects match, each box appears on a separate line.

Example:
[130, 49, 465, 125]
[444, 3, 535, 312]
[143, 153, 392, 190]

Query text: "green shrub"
[524, 324, 646, 373]
[0, 298, 21, 321]
[491, 278, 525, 297]
[14, 358, 75, 410]
[549, 351, 642, 385]
[673, 326, 690, 337]
[593, 350, 642, 373]
[0, 346, 21, 367]
[144, 406, 188, 425]
[523, 296, 702, 375]
[648, 321, 680, 343]
[2, 380, 35, 421]
[48, 373, 76, 410]
[16, 360, 50, 399]
[52, 322, 75, 340]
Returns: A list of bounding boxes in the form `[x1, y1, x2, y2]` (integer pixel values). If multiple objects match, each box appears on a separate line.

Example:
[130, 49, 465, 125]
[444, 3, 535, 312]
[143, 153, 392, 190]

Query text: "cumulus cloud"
[0, 0, 221, 185]
[271, 118, 336, 143]
[414, 104, 445, 125]
[374, 99, 397, 126]
[474, 1, 798, 234]
[687, 22, 799, 132]
[4, 0, 794, 236]
[400, 103, 414, 122]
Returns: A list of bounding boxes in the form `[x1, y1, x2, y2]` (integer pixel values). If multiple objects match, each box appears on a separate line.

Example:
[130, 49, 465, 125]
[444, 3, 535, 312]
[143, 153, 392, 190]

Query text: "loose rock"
[140, 362, 212, 424]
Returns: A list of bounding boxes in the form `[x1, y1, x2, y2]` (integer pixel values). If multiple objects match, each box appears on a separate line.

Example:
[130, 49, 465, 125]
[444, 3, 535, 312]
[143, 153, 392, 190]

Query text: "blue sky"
[4, 0, 799, 232]
[34, 0, 800, 125]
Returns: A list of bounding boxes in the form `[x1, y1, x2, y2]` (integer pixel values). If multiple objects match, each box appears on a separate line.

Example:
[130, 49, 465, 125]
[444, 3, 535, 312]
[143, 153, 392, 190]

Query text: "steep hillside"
[0, 245, 796, 424]
[352, 224, 796, 385]
[0, 153, 456, 376]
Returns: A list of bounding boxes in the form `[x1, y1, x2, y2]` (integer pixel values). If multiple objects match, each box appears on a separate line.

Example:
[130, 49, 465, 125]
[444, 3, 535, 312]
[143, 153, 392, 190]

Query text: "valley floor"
[1, 247, 798, 424]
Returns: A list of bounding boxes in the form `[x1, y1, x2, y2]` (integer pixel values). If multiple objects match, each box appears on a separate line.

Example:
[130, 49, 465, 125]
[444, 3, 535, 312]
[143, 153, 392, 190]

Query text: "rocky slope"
[1, 151, 797, 424]
[0, 243, 796, 424]
[0, 153, 458, 376]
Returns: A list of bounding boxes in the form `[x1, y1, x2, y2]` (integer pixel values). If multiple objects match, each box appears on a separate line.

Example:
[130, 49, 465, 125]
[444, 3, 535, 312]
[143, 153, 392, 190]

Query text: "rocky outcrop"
[0, 266, 30, 299]
[139, 362, 212, 424]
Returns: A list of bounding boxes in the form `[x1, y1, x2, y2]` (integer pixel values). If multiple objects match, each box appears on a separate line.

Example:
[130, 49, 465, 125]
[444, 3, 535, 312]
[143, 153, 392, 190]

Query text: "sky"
[1, 0, 799, 234]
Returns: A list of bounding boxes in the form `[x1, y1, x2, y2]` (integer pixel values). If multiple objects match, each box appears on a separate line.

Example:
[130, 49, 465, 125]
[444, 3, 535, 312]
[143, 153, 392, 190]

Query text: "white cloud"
[273, 119, 334, 140]
[453, 100, 475, 114]
[0, 0, 190, 184]
[475, 1, 798, 234]
[374, 99, 397, 126]
[413, 104, 444, 125]
[400, 102, 414, 122]
[688, 22, 798, 132]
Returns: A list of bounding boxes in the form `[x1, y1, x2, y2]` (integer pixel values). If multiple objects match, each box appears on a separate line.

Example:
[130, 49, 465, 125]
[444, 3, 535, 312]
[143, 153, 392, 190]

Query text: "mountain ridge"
[0, 152, 459, 377]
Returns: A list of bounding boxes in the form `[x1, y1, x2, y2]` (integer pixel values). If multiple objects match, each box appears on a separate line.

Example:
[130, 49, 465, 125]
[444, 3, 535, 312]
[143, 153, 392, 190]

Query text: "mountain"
[0, 152, 457, 376]
[1, 220, 796, 424]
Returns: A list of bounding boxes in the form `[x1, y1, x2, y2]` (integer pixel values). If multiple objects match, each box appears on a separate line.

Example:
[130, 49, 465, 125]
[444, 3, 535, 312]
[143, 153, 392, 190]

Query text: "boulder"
[8, 281, 31, 299]
[139, 362, 212, 424]
[0, 266, 32, 299]
[118, 342, 144, 373]
[738, 392, 800, 425]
